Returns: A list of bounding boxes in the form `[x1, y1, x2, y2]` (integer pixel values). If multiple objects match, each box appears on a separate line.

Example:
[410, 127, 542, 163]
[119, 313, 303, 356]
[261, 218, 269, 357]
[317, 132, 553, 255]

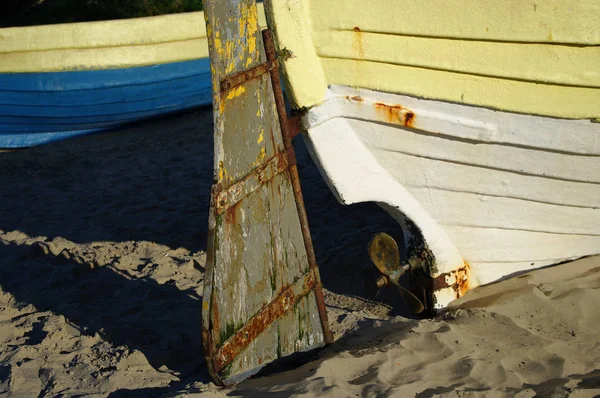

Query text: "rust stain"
[352, 26, 364, 58]
[432, 263, 472, 299]
[269, 126, 275, 150]
[202, 327, 211, 353]
[373, 102, 416, 128]
[404, 111, 415, 127]
[453, 262, 471, 298]
[214, 269, 317, 372]
[225, 203, 238, 225]
[286, 147, 297, 168]
[346, 95, 364, 102]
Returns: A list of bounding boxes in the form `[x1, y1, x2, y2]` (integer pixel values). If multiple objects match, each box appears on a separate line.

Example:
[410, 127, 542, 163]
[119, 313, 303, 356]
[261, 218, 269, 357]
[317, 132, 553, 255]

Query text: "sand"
[1, 109, 599, 397]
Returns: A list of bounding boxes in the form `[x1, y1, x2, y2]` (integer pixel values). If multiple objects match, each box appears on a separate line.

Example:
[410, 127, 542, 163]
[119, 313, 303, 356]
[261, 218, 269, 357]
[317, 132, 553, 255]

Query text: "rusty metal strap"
[286, 147, 297, 168]
[262, 28, 334, 345]
[220, 59, 279, 93]
[213, 268, 318, 372]
[214, 151, 290, 215]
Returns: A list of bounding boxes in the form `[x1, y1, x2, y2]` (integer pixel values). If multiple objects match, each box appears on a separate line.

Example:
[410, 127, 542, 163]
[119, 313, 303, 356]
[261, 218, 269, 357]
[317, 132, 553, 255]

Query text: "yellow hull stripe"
[266, 0, 600, 119]
[0, 4, 265, 72]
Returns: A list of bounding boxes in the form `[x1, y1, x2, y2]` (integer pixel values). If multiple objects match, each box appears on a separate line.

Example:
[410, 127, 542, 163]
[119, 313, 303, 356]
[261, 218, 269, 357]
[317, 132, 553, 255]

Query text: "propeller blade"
[367, 233, 425, 313]
[368, 232, 401, 276]
[396, 284, 425, 314]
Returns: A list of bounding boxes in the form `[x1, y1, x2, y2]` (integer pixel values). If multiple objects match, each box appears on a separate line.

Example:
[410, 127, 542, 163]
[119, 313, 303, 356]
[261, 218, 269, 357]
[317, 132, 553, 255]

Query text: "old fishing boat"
[201, 0, 599, 386]
[263, 0, 600, 308]
[0, 5, 266, 148]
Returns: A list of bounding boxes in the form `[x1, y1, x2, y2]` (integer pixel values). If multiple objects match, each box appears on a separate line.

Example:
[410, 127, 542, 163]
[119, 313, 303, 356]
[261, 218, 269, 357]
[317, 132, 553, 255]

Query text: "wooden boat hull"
[264, 0, 600, 308]
[0, 6, 266, 148]
[302, 85, 600, 308]
[0, 59, 212, 147]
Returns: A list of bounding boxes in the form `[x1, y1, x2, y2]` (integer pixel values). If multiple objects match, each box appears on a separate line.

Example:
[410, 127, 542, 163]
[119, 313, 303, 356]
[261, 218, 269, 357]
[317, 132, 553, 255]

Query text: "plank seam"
[329, 28, 600, 48]
[378, 147, 600, 185]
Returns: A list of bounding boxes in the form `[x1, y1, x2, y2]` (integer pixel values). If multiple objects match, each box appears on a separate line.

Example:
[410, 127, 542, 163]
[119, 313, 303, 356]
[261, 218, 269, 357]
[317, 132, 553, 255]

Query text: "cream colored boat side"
[265, 0, 600, 119]
[0, 39, 208, 73]
[311, 0, 600, 45]
[302, 86, 600, 308]
[0, 4, 266, 72]
[0, 13, 206, 53]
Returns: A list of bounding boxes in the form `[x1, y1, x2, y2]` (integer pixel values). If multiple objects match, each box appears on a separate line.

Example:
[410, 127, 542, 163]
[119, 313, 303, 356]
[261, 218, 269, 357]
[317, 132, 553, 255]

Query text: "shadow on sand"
[0, 109, 410, 395]
[0, 241, 207, 384]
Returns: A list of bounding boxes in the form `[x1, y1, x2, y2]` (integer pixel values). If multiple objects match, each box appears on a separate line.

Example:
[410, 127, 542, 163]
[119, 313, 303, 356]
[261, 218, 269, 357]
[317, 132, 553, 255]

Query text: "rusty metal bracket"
[213, 268, 318, 372]
[214, 151, 290, 215]
[262, 29, 333, 345]
[212, 147, 299, 216]
[220, 58, 279, 93]
[286, 147, 297, 168]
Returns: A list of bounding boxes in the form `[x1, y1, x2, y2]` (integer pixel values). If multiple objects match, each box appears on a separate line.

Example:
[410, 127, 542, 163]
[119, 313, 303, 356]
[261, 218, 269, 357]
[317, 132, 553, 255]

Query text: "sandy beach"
[1, 109, 599, 397]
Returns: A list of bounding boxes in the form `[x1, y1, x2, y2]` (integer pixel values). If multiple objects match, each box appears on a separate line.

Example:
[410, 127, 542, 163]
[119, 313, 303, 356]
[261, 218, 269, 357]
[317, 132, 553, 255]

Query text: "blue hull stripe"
[0, 96, 210, 132]
[0, 74, 211, 107]
[0, 58, 211, 91]
[0, 58, 214, 148]
[0, 91, 211, 120]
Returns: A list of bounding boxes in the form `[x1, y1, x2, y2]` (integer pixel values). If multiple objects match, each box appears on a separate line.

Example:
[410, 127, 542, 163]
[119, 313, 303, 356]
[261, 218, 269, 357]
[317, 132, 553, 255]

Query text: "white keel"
[302, 86, 600, 309]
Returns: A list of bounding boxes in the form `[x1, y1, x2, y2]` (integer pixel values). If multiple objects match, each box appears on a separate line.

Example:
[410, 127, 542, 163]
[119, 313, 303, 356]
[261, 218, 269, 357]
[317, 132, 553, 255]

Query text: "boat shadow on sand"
[0, 240, 207, 384]
[0, 108, 411, 395]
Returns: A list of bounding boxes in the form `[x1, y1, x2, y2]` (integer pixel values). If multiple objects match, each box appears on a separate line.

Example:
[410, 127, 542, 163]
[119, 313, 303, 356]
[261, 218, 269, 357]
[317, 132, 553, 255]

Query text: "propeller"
[365, 232, 425, 314]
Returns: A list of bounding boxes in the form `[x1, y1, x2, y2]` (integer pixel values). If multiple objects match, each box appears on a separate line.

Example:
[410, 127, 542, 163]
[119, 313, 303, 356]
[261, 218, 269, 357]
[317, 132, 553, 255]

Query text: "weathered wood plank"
[202, 0, 328, 386]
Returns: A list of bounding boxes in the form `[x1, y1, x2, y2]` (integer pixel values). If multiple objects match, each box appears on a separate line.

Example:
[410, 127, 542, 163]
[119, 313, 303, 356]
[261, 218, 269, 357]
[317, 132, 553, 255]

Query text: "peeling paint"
[257, 128, 264, 144]
[215, 30, 223, 55]
[226, 84, 246, 101]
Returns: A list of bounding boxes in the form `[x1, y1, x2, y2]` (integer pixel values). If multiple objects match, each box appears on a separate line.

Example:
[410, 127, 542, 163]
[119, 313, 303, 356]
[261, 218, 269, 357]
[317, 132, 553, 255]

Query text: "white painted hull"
[302, 86, 600, 308]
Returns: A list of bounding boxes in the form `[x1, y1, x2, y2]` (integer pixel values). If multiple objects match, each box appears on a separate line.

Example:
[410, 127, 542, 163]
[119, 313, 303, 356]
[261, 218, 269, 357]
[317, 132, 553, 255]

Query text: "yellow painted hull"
[0, 5, 266, 73]
[265, 0, 600, 119]
[264, 0, 600, 307]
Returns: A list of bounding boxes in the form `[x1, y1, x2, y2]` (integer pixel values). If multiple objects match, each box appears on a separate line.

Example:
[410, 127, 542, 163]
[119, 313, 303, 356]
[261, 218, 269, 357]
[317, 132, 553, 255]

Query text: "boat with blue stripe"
[0, 6, 265, 148]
